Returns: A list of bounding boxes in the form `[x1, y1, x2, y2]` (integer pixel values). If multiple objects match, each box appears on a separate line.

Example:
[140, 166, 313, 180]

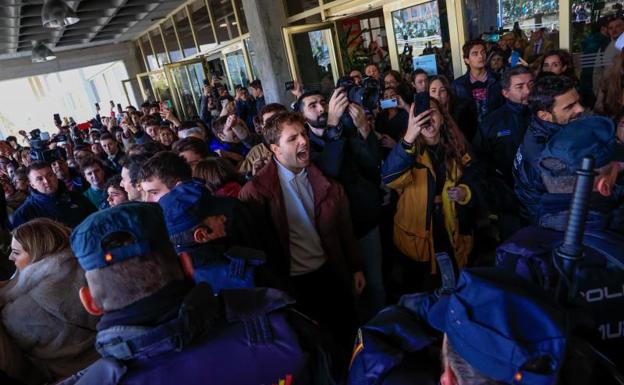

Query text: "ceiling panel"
[0, 0, 188, 60]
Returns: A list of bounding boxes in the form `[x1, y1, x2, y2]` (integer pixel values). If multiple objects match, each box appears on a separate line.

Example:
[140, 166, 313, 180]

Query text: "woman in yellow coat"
[381, 98, 478, 292]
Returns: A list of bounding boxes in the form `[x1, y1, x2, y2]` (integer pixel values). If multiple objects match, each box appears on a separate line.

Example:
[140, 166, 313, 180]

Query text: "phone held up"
[413, 91, 430, 117]
[379, 98, 398, 110]
[285, 81, 295, 92]
[510, 50, 520, 67]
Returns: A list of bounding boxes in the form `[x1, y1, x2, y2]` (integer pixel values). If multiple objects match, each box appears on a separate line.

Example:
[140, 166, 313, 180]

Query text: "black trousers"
[291, 263, 357, 365]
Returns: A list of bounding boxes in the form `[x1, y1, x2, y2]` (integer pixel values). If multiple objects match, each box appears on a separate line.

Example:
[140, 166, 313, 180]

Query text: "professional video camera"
[26, 129, 67, 163]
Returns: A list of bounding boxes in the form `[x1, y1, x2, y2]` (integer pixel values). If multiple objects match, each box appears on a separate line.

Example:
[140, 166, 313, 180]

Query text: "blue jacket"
[513, 117, 563, 222]
[347, 291, 441, 385]
[451, 71, 504, 123]
[11, 184, 96, 229]
[59, 282, 334, 385]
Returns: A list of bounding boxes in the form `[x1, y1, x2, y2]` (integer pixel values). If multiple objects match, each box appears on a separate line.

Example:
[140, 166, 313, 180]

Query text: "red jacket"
[239, 160, 362, 282]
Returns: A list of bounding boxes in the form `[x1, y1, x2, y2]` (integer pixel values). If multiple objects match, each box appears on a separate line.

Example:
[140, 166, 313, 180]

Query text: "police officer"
[497, 117, 624, 370]
[473, 66, 533, 239]
[348, 268, 569, 385]
[158, 180, 274, 293]
[61, 203, 333, 385]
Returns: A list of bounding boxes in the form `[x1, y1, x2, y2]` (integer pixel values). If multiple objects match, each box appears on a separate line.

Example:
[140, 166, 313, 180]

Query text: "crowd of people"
[0, 16, 623, 385]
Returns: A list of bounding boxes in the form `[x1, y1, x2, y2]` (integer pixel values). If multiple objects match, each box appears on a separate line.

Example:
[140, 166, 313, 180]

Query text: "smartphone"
[510, 50, 520, 67]
[40, 132, 50, 141]
[413, 92, 430, 117]
[483, 33, 500, 43]
[116, 103, 123, 114]
[285, 81, 295, 91]
[94, 102, 100, 110]
[53, 113, 61, 126]
[203, 79, 210, 86]
[109, 100, 115, 108]
[379, 98, 398, 110]
[165, 100, 173, 109]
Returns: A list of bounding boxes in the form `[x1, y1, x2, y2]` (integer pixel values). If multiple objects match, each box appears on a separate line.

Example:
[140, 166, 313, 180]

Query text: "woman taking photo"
[381, 98, 477, 293]
[0, 218, 99, 383]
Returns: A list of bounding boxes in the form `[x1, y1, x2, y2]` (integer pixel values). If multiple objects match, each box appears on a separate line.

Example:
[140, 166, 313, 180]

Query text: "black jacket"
[309, 124, 382, 238]
[473, 101, 530, 212]
[451, 71, 504, 127]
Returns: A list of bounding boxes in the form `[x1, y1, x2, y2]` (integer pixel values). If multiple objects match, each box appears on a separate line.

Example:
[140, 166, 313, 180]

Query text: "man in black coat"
[473, 66, 533, 239]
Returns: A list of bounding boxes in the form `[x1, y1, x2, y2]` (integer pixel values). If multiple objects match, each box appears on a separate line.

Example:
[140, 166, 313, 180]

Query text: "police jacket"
[10, 184, 96, 229]
[513, 117, 563, 222]
[451, 71, 504, 123]
[309, 124, 382, 238]
[473, 101, 530, 212]
[58, 282, 335, 385]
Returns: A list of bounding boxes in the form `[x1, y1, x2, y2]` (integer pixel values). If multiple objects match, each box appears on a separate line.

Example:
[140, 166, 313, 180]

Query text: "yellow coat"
[386, 150, 473, 272]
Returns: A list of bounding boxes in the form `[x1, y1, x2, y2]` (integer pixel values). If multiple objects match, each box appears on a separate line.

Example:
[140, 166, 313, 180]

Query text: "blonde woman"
[0, 218, 99, 382]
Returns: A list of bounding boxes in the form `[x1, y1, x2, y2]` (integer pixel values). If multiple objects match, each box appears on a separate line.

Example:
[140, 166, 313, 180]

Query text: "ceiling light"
[32, 42, 56, 63]
[42, 0, 80, 29]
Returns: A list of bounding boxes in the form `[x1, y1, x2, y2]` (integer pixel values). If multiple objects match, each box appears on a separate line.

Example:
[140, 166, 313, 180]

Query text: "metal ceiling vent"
[32, 41, 57, 62]
[42, 0, 80, 29]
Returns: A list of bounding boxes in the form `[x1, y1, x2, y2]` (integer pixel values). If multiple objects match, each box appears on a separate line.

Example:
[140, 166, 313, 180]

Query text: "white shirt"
[275, 160, 326, 276]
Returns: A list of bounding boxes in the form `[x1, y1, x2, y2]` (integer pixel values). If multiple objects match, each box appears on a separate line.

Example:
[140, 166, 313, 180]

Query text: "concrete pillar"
[242, 0, 292, 105]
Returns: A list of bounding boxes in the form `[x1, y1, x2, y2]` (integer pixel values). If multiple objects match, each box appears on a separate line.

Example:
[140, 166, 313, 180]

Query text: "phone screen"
[380, 98, 398, 110]
[511, 51, 520, 67]
[413, 92, 430, 117]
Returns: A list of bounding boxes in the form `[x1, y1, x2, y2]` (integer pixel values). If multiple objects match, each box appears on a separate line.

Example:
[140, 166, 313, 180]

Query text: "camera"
[28, 131, 66, 163]
[336, 75, 380, 112]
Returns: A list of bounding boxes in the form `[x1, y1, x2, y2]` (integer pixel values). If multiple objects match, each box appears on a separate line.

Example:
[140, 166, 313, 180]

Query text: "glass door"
[383, 0, 465, 79]
[283, 22, 342, 99]
[122, 79, 140, 107]
[222, 42, 253, 92]
[137, 73, 156, 103]
[165, 59, 207, 120]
